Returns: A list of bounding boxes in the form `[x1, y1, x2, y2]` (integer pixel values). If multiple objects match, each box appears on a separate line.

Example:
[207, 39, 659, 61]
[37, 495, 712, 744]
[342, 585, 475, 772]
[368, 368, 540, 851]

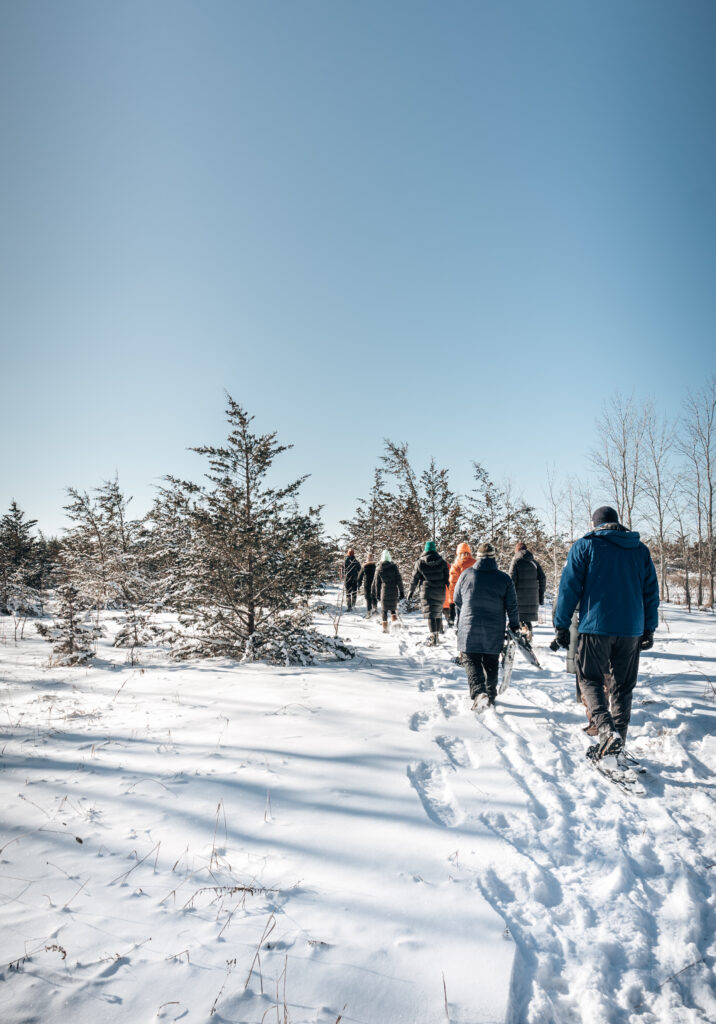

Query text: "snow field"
[0, 600, 714, 1023]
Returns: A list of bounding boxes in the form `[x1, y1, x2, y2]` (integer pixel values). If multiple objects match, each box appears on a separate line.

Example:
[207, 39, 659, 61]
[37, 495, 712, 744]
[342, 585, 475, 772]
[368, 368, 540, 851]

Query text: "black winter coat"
[372, 560, 405, 605]
[508, 549, 546, 621]
[410, 551, 450, 617]
[357, 562, 376, 594]
[344, 555, 361, 590]
[454, 557, 520, 654]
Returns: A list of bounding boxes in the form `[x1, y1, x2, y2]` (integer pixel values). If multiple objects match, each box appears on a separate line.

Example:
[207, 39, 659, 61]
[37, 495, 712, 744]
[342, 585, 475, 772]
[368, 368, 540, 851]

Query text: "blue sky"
[1, 0, 714, 537]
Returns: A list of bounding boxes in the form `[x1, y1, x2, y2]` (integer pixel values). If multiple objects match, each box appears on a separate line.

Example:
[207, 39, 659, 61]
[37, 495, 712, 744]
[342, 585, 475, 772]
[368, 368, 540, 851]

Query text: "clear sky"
[1, 0, 715, 537]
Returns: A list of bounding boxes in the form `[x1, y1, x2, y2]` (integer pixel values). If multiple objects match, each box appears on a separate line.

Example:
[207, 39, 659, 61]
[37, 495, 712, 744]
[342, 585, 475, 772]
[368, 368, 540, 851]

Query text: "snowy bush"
[162, 614, 354, 666]
[35, 583, 102, 666]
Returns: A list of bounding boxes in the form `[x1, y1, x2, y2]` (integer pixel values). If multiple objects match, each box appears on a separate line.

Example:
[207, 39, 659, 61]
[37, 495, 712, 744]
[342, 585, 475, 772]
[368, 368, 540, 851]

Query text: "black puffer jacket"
[372, 560, 405, 605]
[508, 548, 546, 621]
[410, 551, 450, 617]
[454, 557, 520, 654]
[344, 555, 361, 590]
[357, 561, 376, 594]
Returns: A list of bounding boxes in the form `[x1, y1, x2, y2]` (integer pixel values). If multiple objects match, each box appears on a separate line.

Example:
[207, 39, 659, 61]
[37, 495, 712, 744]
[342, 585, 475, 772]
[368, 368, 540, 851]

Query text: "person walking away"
[553, 505, 659, 760]
[508, 542, 546, 641]
[357, 554, 377, 616]
[454, 542, 520, 708]
[343, 549, 361, 610]
[372, 550, 405, 632]
[447, 542, 476, 625]
[408, 541, 450, 645]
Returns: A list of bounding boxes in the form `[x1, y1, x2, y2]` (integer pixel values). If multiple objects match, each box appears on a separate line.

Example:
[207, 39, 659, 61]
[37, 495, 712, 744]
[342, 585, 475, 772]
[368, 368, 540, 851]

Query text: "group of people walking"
[344, 539, 547, 705]
[343, 503, 659, 762]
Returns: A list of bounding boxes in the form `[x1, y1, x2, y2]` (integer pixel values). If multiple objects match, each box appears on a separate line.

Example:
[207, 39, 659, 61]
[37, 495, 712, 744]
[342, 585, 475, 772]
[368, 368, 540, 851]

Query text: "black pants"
[576, 634, 641, 739]
[461, 652, 499, 700]
[381, 599, 397, 622]
[364, 589, 377, 613]
[346, 587, 358, 609]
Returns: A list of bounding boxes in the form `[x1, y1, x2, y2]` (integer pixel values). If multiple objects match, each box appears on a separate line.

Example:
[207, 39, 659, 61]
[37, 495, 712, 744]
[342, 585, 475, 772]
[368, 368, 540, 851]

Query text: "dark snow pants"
[381, 599, 398, 622]
[461, 652, 499, 701]
[364, 588, 377, 614]
[576, 634, 641, 739]
[346, 588, 358, 610]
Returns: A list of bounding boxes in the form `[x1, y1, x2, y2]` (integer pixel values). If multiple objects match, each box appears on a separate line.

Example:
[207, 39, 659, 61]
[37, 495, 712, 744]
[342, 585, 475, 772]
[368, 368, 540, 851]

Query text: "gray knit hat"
[477, 542, 496, 557]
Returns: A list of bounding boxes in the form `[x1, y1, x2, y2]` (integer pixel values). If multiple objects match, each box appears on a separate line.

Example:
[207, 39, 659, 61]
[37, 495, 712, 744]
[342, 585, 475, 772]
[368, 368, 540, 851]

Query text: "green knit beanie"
[424, 540, 437, 553]
[381, 549, 392, 562]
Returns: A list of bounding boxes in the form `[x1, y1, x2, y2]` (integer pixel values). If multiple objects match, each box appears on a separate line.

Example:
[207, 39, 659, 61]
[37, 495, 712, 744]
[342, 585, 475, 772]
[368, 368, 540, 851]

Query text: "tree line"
[343, 377, 716, 612]
[1, 396, 348, 666]
[1, 378, 714, 666]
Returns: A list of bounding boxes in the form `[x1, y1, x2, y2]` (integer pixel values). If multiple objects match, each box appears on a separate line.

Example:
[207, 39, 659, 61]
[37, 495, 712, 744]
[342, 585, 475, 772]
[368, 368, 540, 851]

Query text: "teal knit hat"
[381, 549, 392, 562]
[424, 540, 437, 553]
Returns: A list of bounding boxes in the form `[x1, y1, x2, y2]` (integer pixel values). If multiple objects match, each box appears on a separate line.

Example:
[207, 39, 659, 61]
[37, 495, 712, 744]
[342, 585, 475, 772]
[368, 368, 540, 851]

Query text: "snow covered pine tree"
[152, 395, 352, 664]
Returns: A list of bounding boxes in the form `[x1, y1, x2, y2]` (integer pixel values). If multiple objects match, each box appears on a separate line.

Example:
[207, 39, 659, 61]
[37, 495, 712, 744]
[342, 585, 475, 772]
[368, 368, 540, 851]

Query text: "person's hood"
[455, 552, 476, 568]
[584, 524, 641, 548]
[513, 548, 533, 561]
[420, 551, 443, 564]
[475, 556, 498, 570]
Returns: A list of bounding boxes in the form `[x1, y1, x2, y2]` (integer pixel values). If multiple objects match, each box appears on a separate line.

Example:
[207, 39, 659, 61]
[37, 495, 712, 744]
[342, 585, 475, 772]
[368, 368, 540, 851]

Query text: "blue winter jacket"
[554, 525, 659, 637]
[454, 557, 520, 655]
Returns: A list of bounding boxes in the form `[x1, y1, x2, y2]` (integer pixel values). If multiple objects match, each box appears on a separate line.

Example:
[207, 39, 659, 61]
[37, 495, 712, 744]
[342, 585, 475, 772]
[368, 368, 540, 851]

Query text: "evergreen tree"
[36, 578, 101, 666]
[0, 502, 41, 616]
[420, 458, 465, 558]
[151, 396, 344, 662]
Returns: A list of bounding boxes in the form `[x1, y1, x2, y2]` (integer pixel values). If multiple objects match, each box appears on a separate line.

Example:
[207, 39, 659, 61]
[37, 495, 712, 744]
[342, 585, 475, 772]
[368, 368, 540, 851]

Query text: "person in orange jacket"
[446, 542, 477, 625]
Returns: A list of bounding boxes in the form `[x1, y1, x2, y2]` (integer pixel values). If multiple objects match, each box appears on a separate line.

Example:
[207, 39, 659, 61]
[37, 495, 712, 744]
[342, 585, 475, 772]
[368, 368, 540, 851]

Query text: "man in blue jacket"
[554, 506, 659, 760]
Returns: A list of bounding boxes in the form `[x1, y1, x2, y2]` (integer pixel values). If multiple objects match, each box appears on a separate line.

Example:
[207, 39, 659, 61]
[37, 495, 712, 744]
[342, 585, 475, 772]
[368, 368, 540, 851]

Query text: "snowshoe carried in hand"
[506, 628, 542, 669]
[498, 635, 516, 693]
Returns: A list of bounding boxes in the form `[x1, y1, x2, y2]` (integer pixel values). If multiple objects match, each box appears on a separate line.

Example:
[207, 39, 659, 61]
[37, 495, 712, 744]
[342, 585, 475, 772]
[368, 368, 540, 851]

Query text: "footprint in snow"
[435, 734, 474, 768]
[407, 761, 463, 827]
[409, 710, 434, 732]
[437, 693, 460, 718]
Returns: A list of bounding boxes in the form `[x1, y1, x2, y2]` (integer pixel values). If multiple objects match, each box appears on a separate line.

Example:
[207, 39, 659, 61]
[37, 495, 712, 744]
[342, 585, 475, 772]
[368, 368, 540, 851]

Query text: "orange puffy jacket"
[447, 552, 477, 603]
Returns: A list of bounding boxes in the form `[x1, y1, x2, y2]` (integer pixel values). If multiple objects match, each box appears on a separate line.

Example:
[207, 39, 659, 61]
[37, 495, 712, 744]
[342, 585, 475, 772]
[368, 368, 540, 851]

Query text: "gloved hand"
[555, 627, 571, 649]
[640, 631, 654, 650]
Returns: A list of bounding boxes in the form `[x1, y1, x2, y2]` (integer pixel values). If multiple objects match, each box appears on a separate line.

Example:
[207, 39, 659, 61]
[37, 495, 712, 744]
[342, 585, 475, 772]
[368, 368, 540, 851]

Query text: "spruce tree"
[36, 578, 101, 666]
[0, 502, 41, 617]
[151, 395, 343, 662]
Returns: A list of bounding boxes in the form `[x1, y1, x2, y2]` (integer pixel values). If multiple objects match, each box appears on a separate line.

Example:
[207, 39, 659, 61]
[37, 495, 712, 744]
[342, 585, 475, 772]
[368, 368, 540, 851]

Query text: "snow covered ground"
[0, 599, 715, 1024]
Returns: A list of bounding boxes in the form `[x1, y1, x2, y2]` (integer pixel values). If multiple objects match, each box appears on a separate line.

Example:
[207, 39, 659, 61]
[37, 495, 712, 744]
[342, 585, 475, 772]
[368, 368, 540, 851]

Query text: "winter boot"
[426, 633, 437, 647]
[588, 725, 623, 761]
[382, 621, 388, 633]
[391, 613, 398, 624]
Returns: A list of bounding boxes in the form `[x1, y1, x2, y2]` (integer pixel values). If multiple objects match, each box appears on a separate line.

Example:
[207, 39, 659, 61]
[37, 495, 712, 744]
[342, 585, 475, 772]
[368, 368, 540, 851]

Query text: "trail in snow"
[391, 606, 716, 1024]
[0, 599, 714, 1023]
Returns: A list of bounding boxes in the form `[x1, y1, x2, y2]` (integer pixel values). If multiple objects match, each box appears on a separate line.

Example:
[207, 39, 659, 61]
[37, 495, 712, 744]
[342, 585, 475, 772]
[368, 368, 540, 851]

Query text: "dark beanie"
[592, 506, 619, 527]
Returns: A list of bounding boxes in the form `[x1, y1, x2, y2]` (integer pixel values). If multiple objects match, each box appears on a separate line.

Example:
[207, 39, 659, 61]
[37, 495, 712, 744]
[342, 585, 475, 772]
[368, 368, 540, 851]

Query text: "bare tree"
[544, 466, 564, 598]
[681, 378, 716, 609]
[589, 394, 647, 529]
[642, 404, 677, 601]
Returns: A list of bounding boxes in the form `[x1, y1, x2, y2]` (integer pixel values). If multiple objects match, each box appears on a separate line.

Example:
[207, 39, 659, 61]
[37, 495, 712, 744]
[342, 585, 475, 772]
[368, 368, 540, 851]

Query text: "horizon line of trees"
[2, 377, 714, 665]
[341, 377, 716, 612]
[1, 395, 349, 666]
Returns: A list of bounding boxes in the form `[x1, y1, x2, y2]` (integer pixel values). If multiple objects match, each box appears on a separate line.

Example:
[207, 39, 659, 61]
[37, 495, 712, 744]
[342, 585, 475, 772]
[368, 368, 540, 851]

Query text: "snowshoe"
[471, 693, 490, 713]
[498, 637, 516, 693]
[506, 628, 542, 669]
